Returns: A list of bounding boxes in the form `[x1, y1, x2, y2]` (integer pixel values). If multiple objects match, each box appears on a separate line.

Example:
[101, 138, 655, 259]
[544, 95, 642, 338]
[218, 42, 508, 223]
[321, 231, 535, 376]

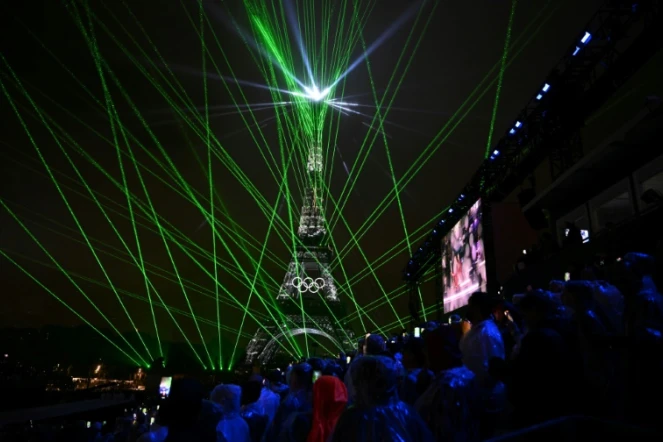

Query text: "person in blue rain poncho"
[331, 355, 434, 442]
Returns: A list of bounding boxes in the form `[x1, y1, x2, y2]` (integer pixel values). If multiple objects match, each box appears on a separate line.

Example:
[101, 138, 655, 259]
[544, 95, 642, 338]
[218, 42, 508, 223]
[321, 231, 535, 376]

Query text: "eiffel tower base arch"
[244, 314, 355, 365]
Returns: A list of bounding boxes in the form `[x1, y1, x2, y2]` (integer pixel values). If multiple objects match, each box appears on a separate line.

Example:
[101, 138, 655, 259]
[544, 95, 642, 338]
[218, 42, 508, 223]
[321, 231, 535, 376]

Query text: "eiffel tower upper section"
[277, 116, 339, 306]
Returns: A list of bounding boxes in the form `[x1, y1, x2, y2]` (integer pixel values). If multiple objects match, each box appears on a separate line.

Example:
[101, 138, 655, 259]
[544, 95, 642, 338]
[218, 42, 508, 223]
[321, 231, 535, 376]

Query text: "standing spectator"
[265, 369, 289, 401]
[332, 356, 433, 442]
[210, 384, 250, 442]
[307, 376, 347, 442]
[263, 363, 313, 441]
[399, 338, 434, 406]
[241, 380, 269, 442]
[162, 378, 221, 442]
[460, 292, 506, 438]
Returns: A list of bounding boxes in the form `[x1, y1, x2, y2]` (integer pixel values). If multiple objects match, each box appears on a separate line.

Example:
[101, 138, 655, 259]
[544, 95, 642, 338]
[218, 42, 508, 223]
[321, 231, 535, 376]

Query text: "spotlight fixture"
[536, 83, 551, 100]
[509, 120, 523, 135]
[581, 31, 592, 44]
[573, 31, 592, 56]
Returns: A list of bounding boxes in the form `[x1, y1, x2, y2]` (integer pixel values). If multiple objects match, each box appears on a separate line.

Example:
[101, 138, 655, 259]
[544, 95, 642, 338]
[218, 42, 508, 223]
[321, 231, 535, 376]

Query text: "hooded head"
[363, 334, 386, 355]
[351, 356, 399, 407]
[210, 384, 242, 416]
[307, 376, 348, 442]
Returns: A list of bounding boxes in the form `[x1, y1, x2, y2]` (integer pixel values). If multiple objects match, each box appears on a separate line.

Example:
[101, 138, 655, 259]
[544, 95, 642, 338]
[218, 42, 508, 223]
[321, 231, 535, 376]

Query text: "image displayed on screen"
[441, 199, 487, 313]
[564, 228, 590, 243]
[159, 377, 172, 398]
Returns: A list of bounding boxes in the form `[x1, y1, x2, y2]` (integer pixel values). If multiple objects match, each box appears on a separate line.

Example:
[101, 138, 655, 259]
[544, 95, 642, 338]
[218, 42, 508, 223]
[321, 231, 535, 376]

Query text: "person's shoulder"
[476, 319, 502, 337]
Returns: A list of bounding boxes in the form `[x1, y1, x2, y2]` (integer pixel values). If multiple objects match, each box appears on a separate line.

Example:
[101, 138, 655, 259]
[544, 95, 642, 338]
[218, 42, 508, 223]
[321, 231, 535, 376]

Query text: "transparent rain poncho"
[415, 366, 480, 442]
[331, 356, 434, 442]
[210, 384, 251, 442]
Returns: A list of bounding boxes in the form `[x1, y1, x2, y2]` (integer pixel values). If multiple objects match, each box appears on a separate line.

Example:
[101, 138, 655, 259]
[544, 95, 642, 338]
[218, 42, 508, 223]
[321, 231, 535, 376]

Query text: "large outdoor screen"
[441, 199, 487, 313]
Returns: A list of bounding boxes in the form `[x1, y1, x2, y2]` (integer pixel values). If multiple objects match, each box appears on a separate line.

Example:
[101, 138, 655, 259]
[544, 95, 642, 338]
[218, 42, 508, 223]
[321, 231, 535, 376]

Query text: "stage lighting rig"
[404, 0, 662, 285]
[536, 83, 551, 101]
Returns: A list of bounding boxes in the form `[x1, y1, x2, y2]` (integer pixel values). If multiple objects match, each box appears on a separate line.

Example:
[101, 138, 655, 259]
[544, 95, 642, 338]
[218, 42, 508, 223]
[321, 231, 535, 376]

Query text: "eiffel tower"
[244, 122, 355, 365]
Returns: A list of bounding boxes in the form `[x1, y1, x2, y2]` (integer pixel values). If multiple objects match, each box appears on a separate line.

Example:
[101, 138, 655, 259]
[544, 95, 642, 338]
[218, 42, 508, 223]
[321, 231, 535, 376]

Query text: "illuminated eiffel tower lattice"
[244, 139, 355, 365]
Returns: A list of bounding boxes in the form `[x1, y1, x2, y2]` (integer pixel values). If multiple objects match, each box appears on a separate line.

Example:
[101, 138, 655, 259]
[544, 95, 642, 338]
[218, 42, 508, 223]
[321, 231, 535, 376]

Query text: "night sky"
[0, 0, 602, 361]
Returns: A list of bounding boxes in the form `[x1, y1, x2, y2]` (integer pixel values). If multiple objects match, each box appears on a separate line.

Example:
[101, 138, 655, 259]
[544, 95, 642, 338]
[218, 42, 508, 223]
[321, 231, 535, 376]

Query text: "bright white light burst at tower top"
[296, 84, 330, 102]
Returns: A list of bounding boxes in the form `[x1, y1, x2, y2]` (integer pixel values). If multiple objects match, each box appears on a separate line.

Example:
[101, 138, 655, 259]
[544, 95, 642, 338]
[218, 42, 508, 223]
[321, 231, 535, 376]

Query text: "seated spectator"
[211, 384, 250, 442]
[331, 356, 434, 442]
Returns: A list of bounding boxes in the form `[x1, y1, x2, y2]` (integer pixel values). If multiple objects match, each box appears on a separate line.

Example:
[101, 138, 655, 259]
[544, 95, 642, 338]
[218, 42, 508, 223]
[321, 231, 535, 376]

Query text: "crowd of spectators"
[3, 251, 662, 441]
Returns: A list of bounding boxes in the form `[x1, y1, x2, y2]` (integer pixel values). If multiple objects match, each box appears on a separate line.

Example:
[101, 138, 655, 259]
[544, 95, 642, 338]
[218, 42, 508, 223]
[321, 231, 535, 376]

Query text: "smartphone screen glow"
[159, 377, 172, 398]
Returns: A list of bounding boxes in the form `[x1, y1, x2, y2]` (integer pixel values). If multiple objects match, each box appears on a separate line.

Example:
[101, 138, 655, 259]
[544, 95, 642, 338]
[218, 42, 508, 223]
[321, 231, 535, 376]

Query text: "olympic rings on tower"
[291, 276, 326, 293]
